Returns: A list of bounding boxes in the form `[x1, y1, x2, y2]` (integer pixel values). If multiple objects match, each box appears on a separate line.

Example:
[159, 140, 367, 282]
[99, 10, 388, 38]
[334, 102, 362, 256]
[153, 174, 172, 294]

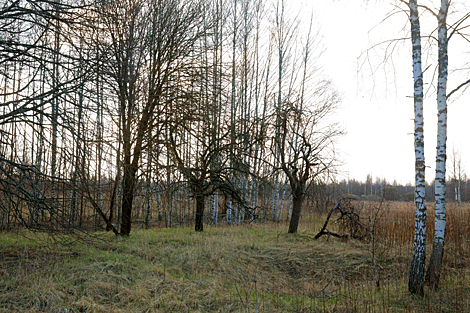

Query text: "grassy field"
[0, 201, 469, 312]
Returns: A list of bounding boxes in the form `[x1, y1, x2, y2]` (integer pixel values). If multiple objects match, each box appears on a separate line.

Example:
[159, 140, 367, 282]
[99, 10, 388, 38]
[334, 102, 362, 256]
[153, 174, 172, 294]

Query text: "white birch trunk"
[212, 193, 218, 226]
[272, 178, 280, 221]
[408, 0, 427, 296]
[182, 188, 186, 227]
[271, 0, 287, 222]
[228, 0, 237, 226]
[278, 177, 288, 222]
[286, 194, 292, 221]
[426, 0, 449, 289]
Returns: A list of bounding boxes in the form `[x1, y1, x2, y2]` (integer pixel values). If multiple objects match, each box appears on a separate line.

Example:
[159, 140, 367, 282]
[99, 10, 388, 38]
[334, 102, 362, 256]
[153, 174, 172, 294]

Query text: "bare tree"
[0, 0, 348, 236]
[268, 8, 342, 234]
[164, 55, 255, 231]
[425, 0, 449, 290]
[96, 0, 205, 235]
[0, 0, 99, 232]
[407, 0, 427, 296]
[449, 148, 465, 203]
[274, 96, 341, 234]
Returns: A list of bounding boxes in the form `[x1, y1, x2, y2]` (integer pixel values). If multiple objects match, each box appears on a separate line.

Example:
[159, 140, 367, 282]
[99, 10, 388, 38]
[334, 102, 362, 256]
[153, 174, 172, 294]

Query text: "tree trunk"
[426, 239, 445, 287]
[408, 0, 427, 296]
[106, 174, 120, 231]
[120, 164, 137, 236]
[118, 93, 152, 235]
[288, 191, 303, 234]
[278, 177, 288, 222]
[212, 193, 218, 226]
[426, 0, 449, 290]
[145, 147, 152, 228]
[195, 194, 205, 232]
[51, 5, 60, 199]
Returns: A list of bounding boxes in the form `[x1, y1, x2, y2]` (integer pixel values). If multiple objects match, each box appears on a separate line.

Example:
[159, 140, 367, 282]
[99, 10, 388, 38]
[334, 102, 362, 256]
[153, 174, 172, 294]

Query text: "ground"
[0, 201, 469, 312]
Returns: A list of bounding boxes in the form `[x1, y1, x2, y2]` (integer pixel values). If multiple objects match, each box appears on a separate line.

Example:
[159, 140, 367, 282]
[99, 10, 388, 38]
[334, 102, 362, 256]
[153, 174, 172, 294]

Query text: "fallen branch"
[314, 197, 367, 240]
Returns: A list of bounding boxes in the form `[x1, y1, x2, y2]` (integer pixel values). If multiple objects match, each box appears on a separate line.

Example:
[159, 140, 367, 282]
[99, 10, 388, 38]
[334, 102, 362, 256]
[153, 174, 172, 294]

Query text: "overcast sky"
[303, 0, 470, 185]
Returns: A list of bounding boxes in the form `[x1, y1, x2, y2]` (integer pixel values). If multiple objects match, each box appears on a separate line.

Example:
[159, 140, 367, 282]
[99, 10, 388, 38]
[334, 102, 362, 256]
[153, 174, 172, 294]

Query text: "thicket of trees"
[0, 0, 342, 235]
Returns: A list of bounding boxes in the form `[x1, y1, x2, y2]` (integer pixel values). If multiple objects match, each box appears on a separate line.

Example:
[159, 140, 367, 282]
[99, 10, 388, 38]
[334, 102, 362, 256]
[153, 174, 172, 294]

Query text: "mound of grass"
[0, 204, 469, 312]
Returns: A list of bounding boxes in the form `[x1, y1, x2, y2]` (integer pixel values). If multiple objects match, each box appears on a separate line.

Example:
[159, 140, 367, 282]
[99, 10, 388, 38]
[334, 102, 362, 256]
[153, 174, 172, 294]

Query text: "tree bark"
[106, 174, 120, 231]
[195, 194, 205, 232]
[288, 191, 302, 234]
[426, 0, 449, 290]
[426, 240, 445, 287]
[120, 163, 137, 236]
[408, 0, 427, 296]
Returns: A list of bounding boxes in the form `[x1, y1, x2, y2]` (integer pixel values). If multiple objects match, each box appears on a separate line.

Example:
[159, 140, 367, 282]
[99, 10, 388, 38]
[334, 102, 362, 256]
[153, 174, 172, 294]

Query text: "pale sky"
[303, 0, 470, 185]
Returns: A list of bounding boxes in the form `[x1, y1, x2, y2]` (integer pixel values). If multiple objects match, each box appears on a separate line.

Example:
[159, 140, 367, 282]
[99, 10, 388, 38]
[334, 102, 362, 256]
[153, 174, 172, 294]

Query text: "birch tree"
[425, 0, 470, 290]
[425, 0, 449, 290]
[408, 0, 427, 296]
[449, 148, 464, 203]
[368, 0, 470, 294]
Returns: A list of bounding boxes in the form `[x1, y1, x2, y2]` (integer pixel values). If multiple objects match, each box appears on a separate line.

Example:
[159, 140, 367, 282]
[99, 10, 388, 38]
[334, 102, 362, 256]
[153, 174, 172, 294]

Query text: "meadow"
[0, 201, 469, 312]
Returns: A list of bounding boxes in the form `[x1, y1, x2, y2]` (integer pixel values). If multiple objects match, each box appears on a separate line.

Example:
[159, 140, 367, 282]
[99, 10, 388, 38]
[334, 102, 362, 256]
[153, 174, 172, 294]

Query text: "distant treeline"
[337, 176, 469, 202]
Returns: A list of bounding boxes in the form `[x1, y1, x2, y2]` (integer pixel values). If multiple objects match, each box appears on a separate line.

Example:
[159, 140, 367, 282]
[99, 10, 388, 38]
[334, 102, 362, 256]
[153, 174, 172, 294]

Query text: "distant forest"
[337, 176, 470, 203]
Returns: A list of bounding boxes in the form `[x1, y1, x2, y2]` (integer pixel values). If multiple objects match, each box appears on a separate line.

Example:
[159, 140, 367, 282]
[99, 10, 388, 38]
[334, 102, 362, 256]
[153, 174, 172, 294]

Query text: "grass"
[0, 201, 469, 312]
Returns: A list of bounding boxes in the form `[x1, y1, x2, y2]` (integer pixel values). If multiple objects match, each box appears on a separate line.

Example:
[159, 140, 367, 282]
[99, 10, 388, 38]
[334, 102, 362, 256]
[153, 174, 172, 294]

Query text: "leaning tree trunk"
[408, 0, 427, 296]
[426, 0, 449, 290]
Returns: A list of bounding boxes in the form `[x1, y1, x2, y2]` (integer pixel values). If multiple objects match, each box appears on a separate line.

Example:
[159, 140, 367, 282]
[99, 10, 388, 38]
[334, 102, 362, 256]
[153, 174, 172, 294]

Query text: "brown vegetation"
[0, 201, 469, 312]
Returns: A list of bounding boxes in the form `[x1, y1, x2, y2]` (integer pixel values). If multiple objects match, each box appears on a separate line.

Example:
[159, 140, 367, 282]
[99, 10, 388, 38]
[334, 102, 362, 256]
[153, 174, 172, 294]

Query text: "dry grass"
[0, 201, 469, 312]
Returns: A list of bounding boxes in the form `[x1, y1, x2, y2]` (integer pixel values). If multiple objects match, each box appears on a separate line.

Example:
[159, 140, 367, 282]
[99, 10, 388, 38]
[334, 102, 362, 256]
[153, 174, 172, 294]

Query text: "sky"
[301, 0, 470, 185]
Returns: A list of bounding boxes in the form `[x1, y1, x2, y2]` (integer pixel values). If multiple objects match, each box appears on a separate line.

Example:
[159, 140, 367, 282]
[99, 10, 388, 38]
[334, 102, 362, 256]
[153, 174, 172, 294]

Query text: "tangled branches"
[314, 197, 368, 240]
